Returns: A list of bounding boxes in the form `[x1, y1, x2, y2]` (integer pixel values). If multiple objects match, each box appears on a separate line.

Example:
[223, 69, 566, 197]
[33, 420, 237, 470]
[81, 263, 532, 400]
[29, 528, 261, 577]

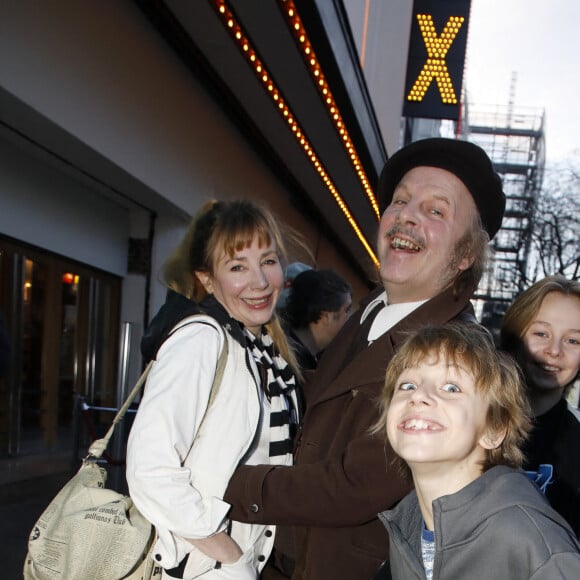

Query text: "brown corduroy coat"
[225, 283, 476, 580]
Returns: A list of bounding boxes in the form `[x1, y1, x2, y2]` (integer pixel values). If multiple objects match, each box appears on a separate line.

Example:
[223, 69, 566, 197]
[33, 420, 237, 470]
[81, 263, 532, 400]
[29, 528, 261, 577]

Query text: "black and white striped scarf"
[244, 327, 298, 464]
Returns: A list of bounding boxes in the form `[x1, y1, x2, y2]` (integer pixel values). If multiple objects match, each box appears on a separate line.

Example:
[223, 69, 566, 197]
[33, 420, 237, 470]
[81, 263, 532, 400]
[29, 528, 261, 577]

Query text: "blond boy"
[373, 323, 580, 580]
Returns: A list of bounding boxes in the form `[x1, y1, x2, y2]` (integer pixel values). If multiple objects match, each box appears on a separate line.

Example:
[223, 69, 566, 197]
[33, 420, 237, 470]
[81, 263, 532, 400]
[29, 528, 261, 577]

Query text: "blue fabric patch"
[526, 464, 554, 494]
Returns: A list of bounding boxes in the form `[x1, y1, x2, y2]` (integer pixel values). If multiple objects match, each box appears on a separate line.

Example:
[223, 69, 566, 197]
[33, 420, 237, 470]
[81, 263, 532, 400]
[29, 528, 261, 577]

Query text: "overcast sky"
[464, 0, 579, 163]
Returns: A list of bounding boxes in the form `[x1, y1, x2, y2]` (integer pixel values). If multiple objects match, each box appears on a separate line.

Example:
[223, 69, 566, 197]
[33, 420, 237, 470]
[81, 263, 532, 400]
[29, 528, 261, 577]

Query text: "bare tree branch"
[527, 158, 580, 281]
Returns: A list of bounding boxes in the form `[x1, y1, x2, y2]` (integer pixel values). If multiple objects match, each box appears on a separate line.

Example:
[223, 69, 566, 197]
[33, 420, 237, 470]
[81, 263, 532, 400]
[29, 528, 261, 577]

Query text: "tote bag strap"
[88, 318, 229, 459]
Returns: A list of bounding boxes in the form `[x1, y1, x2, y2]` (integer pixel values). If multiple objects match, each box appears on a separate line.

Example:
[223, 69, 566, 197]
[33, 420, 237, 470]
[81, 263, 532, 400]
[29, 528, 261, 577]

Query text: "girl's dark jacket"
[523, 397, 580, 537]
[224, 282, 478, 580]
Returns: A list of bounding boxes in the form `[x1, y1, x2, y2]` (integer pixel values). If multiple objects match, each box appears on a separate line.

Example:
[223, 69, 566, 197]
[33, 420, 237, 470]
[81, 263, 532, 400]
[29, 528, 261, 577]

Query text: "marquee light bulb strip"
[210, 0, 379, 267]
[278, 0, 380, 220]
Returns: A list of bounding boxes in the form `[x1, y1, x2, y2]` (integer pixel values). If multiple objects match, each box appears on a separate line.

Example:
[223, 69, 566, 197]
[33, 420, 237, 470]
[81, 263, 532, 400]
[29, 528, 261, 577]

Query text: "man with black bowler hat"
[223, 138, 506, 580]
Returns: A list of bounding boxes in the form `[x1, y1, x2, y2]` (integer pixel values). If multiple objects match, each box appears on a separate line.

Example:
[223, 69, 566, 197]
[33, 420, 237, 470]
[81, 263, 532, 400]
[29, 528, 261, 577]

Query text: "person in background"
[127, 199, 301, 579]
[373, 323, 580, 580]
[223, 137, 506, 580]
[501, 275, 580, 537]
[282, 268, 352, 373]
[276, 262, 312, 310]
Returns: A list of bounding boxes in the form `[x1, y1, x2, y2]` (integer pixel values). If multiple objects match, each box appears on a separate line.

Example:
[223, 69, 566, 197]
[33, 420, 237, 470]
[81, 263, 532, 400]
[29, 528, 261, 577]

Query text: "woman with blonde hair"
[127, 199, 301, 579]
[501, 275, 580, 537]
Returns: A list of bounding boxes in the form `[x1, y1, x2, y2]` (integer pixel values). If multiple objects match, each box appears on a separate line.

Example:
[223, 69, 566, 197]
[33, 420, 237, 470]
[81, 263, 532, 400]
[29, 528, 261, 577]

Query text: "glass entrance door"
[0, 237, 120, 457]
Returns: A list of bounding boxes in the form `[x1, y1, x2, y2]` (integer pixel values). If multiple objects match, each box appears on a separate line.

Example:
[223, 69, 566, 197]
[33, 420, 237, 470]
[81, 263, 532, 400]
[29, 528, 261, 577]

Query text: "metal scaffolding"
[461, 101, 546, 333]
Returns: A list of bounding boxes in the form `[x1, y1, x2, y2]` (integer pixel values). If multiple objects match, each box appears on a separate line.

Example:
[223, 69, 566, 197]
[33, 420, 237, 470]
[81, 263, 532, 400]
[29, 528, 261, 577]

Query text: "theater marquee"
[403, 0, 471, 121]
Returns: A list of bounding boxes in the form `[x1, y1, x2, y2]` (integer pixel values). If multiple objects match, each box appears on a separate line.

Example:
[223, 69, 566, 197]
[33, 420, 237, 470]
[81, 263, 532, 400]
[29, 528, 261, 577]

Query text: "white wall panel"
[0, 138, 128, 275]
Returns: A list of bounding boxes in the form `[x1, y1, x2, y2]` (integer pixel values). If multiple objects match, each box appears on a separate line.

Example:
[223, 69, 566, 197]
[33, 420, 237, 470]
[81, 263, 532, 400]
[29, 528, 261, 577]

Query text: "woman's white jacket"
[126, 314, 280, 576]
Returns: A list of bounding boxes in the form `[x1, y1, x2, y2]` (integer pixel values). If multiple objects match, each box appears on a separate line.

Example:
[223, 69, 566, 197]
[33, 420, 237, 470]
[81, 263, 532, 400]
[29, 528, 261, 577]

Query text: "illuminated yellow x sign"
[407, 14, 465, 104]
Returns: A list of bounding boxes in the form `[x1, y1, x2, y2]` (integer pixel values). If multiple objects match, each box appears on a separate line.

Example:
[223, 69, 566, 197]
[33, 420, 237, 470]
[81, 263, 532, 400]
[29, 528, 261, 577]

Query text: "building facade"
[0, 1, 413, 458]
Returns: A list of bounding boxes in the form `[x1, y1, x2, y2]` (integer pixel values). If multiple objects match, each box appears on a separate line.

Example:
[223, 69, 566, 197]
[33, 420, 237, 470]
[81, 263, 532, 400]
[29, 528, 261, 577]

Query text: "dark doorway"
[0, 237, 120, 457]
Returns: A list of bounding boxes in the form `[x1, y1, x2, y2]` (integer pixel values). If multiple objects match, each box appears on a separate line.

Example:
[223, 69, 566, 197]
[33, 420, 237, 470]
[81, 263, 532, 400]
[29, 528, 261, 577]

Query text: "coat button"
[250, 503, 259, 513]
[155, 554, 162, 561]
[258, 555, 266, 562]
[265, 530, 272, 537]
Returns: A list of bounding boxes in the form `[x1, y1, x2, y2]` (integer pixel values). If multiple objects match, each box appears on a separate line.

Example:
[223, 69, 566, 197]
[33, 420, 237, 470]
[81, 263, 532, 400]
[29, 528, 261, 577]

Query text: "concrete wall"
[0, 136, 128, 276]
[343, 0, 413, 155]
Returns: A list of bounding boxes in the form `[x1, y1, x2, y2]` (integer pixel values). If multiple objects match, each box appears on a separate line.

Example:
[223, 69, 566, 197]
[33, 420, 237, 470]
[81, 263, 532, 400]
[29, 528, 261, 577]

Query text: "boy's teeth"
[403, 418, 434, 430]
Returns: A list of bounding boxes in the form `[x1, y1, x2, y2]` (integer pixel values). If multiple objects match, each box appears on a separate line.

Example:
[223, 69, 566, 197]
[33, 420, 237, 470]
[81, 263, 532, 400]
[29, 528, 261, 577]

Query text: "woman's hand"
[187, 530, 243, 564]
